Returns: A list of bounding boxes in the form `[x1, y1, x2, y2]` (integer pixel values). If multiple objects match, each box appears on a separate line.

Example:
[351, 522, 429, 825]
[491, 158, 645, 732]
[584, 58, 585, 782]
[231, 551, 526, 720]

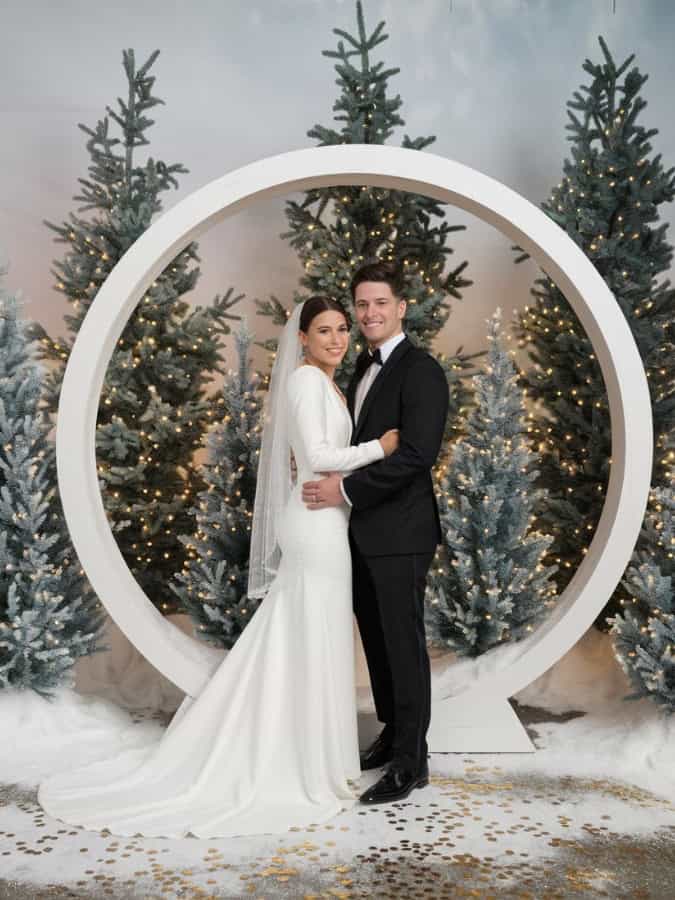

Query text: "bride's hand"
[379, 429, 400, 456]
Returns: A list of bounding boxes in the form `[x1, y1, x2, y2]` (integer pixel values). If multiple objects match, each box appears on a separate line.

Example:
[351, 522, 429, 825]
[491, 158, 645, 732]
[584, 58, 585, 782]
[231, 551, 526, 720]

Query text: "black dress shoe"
[359, 761, 429, 805]
[359, 729, 394, 771]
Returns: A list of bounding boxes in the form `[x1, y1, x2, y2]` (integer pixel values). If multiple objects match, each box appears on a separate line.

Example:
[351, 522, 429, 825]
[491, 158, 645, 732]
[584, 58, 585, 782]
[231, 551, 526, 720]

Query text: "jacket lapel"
[353, 337, 412, 443]
[347, 351, 367, 426]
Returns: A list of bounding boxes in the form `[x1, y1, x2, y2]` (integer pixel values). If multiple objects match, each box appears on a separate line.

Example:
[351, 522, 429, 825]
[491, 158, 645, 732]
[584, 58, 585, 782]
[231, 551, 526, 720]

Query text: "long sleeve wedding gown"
[37, 363, 384, 838]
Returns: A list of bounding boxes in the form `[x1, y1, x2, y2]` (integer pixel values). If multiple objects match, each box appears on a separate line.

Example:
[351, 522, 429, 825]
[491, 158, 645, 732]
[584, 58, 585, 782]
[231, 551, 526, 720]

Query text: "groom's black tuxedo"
[344, 337, 448, 555]
[343, 335, 449, 772]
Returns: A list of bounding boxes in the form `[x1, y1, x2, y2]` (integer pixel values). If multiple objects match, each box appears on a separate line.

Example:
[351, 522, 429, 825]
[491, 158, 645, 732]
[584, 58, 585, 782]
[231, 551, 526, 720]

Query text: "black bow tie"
[355, 347, 383, 380]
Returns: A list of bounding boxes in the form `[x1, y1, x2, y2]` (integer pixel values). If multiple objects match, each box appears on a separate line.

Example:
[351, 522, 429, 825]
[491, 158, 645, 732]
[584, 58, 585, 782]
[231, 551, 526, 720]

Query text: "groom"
[302, 260, 449, 804]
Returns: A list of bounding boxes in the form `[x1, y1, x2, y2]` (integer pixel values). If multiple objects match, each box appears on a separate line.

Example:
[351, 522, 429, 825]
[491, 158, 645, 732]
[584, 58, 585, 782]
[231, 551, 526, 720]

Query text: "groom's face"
[353, 281, 406, 348]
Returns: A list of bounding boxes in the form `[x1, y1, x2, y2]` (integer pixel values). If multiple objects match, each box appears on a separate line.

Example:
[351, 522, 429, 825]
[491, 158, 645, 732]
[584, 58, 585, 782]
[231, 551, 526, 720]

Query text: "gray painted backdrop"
[2, 0, 674, 366]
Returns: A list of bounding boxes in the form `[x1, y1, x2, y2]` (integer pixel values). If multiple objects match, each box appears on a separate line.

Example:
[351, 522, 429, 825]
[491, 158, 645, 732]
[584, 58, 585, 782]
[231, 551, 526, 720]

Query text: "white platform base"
[428, 694, 535, 753]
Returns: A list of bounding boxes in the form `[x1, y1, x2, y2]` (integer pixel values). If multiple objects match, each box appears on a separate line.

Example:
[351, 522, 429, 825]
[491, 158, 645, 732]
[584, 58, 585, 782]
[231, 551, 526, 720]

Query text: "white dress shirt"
[340, 331, 407, 506]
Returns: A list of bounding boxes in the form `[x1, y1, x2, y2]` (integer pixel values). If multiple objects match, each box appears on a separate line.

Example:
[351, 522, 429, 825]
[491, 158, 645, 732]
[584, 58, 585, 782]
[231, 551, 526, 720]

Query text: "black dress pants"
[350, 531, 434, 772]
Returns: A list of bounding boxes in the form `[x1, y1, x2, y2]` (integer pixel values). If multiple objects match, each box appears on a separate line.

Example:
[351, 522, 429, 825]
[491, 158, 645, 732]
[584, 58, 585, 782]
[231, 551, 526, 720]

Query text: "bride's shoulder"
[287, 364, 325, 396]
[288, 364, 325, 384]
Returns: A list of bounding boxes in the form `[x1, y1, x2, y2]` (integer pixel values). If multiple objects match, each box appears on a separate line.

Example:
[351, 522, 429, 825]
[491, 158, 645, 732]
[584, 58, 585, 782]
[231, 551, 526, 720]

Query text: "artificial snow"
[512, 628, 675, 803]
[1, 623, 673, 896]
[1, 620, 672, 804]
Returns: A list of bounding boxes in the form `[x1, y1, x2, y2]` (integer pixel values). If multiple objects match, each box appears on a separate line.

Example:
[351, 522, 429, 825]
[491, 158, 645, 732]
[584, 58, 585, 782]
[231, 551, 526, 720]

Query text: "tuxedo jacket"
[343, 336, 450, 557]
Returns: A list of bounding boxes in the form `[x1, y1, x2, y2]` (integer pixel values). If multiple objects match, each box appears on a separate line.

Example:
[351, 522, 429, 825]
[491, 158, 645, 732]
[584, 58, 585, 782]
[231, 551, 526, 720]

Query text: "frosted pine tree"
[610, 487, 675, 713]
[258, 1, 478, 426]
[514, 37, 675, 625]
[0, 270, 104, 695]
[33, 49, 240, 614]
[172, 324, 262, 648]
[426, 311, 558, 657]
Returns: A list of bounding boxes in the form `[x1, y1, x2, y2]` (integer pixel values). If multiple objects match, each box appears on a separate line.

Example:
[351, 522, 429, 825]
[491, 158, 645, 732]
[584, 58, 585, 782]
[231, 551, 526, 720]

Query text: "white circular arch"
[56, 145, 652, 703]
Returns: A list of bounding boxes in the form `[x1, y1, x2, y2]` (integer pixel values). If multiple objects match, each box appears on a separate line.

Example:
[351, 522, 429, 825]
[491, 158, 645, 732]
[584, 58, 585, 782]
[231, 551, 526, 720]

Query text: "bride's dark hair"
[299, 296, 351, 333]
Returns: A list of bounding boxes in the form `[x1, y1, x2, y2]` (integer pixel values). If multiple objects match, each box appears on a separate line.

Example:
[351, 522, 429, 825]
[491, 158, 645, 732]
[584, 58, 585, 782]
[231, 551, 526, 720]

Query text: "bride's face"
[300, 310, 350, 370]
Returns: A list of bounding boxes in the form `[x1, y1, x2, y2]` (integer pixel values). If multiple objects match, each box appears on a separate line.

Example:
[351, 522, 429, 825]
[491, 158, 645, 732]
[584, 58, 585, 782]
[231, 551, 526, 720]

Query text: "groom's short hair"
[349, 260, 405, 301]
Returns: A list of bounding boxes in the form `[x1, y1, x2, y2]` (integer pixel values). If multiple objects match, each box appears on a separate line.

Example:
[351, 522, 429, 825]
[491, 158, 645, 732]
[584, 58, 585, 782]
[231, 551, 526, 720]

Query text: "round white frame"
[56, 145, 653, 701]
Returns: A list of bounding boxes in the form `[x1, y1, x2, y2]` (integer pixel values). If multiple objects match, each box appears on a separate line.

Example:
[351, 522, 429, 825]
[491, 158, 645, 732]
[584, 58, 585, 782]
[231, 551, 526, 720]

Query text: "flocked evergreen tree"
[0, 268, 105, 695]
[514, 37, 675, 625]
[32, 49, 240, 614]
[610, 487, 674, 713]
[426, 311, 558, 657]
[257, 1, 478, 431]
[172, 323, 263, 648]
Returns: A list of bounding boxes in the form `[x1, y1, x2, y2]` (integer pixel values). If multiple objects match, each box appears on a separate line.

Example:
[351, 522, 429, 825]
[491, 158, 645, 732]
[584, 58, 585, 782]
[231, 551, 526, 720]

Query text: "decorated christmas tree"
[32, 49, 240, 614]
[514, 37, 675, 625]
[610, 487, 674, 713]
[172, 323, 263, 648]
[257, 1, 478, 429]
[426, 311, 558, 657]
[0, 268, 104, 695]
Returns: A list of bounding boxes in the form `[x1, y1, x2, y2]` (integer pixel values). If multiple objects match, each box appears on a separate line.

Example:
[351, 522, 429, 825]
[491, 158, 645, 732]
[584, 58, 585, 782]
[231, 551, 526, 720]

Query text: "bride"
[38, 296, 399, 838]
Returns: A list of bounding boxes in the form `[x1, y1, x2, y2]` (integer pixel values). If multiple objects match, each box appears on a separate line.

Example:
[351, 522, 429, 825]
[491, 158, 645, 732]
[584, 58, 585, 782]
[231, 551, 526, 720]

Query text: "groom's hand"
[302, 472, 344, 510]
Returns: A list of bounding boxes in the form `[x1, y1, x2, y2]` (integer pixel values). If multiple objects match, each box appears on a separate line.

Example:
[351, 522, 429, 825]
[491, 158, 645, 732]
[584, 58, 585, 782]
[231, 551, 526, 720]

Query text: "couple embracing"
[38, 261, 450, 839]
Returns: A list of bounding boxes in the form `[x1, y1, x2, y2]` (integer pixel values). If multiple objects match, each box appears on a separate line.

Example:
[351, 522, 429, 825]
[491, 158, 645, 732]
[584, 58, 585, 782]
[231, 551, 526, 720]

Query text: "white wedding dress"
[38, 364, 385, 838]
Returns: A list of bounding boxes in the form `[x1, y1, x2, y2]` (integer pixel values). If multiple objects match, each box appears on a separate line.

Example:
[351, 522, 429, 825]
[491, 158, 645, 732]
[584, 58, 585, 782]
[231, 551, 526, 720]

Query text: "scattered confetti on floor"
[2, 631, 674, 897]
[2, 749, 674, 899]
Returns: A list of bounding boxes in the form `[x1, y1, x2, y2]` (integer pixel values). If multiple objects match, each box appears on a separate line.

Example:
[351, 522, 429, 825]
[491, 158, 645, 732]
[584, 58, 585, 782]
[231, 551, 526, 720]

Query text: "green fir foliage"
[427, 311, 558, 657]
[514, 36, 675, 626]
[257, 1, 479, 429]
[0, 269, 105, 695]
[172, 324, 263, 648]
[33, 49, 240, 613]
[610, 487, 674, 713]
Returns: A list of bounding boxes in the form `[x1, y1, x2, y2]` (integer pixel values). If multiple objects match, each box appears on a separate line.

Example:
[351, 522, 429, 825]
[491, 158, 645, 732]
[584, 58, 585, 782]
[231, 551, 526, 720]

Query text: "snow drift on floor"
[1, 624, 673, 804]
[0, 686, 164, 786]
